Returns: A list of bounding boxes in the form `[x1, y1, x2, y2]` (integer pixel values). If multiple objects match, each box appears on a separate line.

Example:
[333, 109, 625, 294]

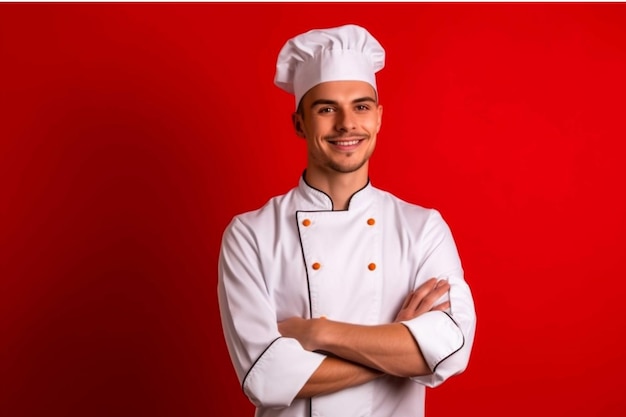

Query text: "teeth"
[334, 140, 360, 146]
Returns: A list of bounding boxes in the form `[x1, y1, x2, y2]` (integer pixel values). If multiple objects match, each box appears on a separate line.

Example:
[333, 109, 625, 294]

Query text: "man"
[218, 24, 476, 417]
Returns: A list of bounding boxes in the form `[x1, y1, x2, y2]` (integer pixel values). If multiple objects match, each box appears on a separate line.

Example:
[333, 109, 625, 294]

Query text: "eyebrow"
[310, 96, 377, 109]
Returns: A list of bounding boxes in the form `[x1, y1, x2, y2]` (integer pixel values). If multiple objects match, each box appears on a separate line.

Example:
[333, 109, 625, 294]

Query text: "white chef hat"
[274, 24, 385, 109]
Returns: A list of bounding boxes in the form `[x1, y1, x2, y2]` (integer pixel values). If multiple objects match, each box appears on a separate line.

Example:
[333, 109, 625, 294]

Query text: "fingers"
[394, 277, 451, 322]
[406, 278, 450, 317]
[431, 300, 451, 312]
[402, 277, 437, 311]
[414, 278, 449, 315]
[400, 287, 418, 309]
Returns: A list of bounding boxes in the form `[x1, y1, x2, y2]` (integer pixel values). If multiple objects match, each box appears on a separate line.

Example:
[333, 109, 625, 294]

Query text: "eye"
[355, 104, 370, 111]
[317, 107, 335, 114]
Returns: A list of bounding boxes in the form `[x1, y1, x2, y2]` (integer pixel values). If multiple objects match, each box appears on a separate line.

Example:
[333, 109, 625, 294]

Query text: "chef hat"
[274, 24, 385, 109]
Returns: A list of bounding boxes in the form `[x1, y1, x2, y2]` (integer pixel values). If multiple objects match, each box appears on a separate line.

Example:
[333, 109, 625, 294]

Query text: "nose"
[334, 110, 356, 132]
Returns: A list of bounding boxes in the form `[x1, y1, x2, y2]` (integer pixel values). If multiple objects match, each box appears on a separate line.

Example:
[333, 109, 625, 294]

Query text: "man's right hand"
[394, 277, 451, 322]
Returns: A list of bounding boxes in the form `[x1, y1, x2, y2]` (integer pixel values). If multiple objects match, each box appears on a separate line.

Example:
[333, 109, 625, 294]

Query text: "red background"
[2, 3, 625, 416]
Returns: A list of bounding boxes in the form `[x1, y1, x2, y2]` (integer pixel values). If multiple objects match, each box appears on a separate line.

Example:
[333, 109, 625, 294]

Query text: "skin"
[279, 81, 451, 398]
[292, 80, 382, 210]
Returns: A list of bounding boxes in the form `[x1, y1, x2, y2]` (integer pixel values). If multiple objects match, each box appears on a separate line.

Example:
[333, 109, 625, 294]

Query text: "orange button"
[312, 262, 321, 270]
[368, 263, 376, 271]
[302, 219, 311, 227]
[367, 218, 376, 226]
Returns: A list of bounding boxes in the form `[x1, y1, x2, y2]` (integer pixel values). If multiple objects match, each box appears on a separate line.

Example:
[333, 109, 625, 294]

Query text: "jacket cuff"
[402, 311, 464, 374]
[243, 337, 326, 408]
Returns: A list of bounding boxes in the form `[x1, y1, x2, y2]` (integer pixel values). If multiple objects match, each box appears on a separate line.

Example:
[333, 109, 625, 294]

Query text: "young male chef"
[218, 24, 476, 417]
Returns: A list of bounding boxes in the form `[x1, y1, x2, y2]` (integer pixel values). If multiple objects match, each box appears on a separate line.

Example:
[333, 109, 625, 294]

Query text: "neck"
[304, 167, 369, 210]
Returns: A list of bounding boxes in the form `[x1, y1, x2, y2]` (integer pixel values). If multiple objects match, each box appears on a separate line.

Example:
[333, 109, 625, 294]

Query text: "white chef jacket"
[218, 175, 476, 417]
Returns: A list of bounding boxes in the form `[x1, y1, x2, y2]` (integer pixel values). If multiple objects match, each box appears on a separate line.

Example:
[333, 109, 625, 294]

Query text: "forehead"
[301, 80, 377, 105]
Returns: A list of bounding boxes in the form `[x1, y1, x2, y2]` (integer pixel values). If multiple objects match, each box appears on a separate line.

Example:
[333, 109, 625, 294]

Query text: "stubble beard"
[326, 154, 369, 174]
[316, 134, 375, 174]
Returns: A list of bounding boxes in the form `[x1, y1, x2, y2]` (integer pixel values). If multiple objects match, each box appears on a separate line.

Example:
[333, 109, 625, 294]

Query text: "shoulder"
[373, 187, 452, 239]
[377, 192, 463, 265]
[374, 187, 440, 219]
[225, 187, 298, 234]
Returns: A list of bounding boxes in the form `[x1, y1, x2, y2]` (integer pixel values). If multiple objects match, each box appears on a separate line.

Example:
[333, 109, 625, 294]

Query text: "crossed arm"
[278, 277, 451, 398]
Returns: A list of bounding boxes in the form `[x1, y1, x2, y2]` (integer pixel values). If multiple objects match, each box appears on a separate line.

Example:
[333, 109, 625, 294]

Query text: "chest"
[261, 203, 420, 324]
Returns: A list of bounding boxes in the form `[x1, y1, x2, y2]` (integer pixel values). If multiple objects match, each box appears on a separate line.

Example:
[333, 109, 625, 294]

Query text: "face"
[293, 80, 383, 178]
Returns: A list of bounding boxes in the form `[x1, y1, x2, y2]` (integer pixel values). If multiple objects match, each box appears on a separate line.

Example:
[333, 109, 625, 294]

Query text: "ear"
[376, 104, 383, 134]
[292, 112, 306, 138]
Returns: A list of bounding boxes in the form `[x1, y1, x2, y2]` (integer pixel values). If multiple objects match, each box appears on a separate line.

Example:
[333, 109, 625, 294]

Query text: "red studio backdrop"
[1, 3, 625, 417]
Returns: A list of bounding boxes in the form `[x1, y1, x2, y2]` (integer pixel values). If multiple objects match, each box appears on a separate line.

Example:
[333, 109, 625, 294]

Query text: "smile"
[331, 139, 362, 146]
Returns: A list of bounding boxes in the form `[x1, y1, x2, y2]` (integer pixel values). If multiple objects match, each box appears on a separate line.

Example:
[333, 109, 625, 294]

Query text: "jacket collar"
[296, 171, 375, 211]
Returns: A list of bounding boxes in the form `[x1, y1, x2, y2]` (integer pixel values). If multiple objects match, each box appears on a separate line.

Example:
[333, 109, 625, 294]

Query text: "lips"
[327, 135, 367, 146]
[331, 139, 361, 146]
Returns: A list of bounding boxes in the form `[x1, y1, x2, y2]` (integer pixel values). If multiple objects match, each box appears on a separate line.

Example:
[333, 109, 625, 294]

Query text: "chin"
[329, 160, 368, 174]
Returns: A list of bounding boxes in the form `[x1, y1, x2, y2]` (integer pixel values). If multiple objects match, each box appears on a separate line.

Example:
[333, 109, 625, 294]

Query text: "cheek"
[311, 120, 334, 136]
[368, 118, 381, 134]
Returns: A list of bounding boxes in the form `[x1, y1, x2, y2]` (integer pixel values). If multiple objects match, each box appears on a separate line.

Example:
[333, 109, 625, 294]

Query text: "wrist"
[314, 316, 331, 352]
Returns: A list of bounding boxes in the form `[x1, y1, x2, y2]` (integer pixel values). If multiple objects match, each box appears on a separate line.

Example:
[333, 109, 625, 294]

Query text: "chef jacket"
[218, 175, 476, 417]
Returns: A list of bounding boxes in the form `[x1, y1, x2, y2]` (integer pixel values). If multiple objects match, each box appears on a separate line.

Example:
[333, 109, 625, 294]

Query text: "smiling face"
[293, 80, 383, 181]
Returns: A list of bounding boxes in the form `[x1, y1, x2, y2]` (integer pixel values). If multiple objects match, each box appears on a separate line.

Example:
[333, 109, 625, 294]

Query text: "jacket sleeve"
[217, 216, 326, 408]
[401, 209, 476, 387]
